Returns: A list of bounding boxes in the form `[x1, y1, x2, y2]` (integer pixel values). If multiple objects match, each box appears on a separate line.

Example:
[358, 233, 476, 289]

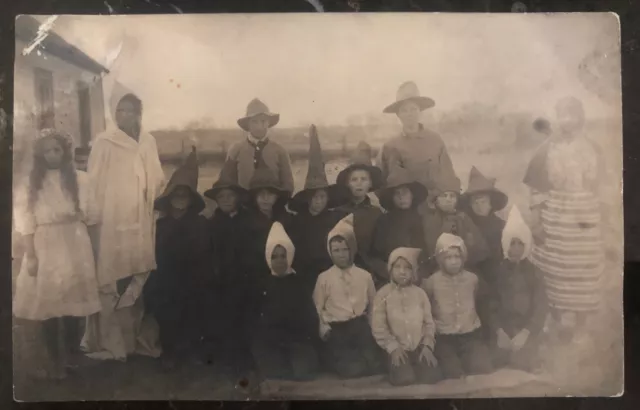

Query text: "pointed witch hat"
[289, 125, 348, 213]
[336, 141, 384, 191]
[246, 152, 291, 204]
[237, 98, 280, 132]
[376, 166, 428, 211]
[326, 213, 357, 256]
[460, 166, 508, 212]
[154, 146, 205, 213]
[204, 158, 248, 201]
[383, 81, 435, 114]
[428, 170, 462, 203]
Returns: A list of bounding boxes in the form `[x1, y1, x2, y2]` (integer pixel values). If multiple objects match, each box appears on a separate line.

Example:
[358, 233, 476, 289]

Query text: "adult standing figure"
[227, 98, 294, 193]
[81, 93, 166, 361]
[379, 81, 457, 213]
[524, 96, 605, 344]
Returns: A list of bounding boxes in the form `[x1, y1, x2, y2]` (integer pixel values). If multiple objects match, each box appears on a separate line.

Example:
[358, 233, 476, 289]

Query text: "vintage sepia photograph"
[11, 12, 623, 400]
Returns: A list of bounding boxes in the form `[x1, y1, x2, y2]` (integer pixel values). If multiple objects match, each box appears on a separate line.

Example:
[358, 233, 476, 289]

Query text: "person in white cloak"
[81, 93, 166, 360]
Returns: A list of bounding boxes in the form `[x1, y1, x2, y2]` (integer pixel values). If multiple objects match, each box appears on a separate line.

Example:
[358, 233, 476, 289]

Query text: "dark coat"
[144, 211, 210, 348]
[335, 197, 387, 286]
[488, 259, 547, 339]
[468, 212, 506, 282]
[422, 208, 490, 275]
[254, 273, 319, 342]
[209, 207, 250, 286]
[289, 208, 343, 291]
[372, 208, 426, 263]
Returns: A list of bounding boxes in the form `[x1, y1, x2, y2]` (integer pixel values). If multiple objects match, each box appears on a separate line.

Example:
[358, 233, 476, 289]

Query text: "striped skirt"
[532, 190, 604, 313]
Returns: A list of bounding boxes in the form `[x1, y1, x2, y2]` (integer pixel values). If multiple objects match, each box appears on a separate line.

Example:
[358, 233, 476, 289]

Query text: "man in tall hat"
[82, 93, 166, 362]
[288, 124, 348, 293]
[226, 98, 294, 194]
[379, 81, 457, 214]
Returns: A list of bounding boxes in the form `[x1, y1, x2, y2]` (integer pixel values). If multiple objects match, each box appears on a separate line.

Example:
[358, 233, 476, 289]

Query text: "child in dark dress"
[489, 206, 547, 372]
[460, 166, 509, 284]
[203, 158, 251, 370]
[145, 148, 209, 369]
[372, 166, 427, 280]
[288, 125, 347, 293]
[251, 222, 319, 381]
[335, 141, 388, 288]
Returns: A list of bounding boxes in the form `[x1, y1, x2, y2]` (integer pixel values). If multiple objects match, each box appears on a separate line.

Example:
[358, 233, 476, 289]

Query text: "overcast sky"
[34, 13, 620, 130]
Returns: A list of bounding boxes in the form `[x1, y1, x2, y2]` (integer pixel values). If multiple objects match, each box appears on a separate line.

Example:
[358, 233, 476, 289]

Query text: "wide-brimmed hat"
[204, 158, 248, 201]
[383, 81, 435, 114]
[460, 166, 508, 212]
[336, 141, 384, 191]
[377, 166, 428, 211]
[237, 98, 280, 132]
[154, 147, 205, 214]
[290, 125, 348, 213]
[247, 155, 291, 203]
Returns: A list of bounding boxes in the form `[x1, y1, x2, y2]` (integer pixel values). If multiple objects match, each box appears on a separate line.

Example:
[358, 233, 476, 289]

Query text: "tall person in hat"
[372, 167, 428, 278]
[227, 98, 294, 193]
[335, 141, 388, 288]
[81, 93, 166, 361]
[203, 158, 252, 371]
[379, 81, 457, 214]
[144, 147, 210, 369]
[288, 125, 348, 294]
[460, 166, 509, 284]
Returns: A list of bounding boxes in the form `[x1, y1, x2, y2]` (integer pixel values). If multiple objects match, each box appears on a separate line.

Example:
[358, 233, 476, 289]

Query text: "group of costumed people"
[14, 81, 605, 386]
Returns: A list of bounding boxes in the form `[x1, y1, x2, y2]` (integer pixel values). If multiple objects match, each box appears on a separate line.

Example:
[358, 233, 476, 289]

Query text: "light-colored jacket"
[88, 125, 166, 287]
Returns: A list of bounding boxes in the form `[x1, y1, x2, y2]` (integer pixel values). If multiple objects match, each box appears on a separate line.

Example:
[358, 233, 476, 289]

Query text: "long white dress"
[13, 170, 101, 320]
[81, 126, 166, 361]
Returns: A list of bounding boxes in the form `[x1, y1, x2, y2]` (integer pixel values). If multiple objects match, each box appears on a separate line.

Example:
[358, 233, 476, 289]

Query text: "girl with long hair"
[14, 129, 101, 379]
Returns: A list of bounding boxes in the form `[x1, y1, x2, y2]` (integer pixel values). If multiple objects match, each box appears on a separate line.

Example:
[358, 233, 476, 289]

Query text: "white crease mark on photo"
[22, 15, 58, 56]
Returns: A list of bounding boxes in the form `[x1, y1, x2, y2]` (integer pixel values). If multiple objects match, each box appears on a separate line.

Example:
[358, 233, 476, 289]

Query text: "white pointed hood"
[265, 221, 295, 276]
[327, 213, 357, 256]
[501, 205, 533, 261]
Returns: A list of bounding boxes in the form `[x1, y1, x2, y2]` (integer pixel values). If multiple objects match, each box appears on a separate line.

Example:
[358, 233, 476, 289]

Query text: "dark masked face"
[270, 245, 289, 276]
[435, 191, 458, 214]
[471, 194, 492, 217]
[391, 257, 414, 287]
[248, 115, 270, 140]
[42, 138, 64, 169]
[256, 189, 278, 214]
[508, 238, 526, 261]
[330, 238, 351, 269]
[309, 189, 329, 215]
[393, 186, 414, 210]
[116, 100, 140, 135]
[215, 188, 239, 214]
[170, 186, 192, 211]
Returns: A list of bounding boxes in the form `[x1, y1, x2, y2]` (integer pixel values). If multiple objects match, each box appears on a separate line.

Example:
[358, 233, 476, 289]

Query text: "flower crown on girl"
[35, 128, 74, 149]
